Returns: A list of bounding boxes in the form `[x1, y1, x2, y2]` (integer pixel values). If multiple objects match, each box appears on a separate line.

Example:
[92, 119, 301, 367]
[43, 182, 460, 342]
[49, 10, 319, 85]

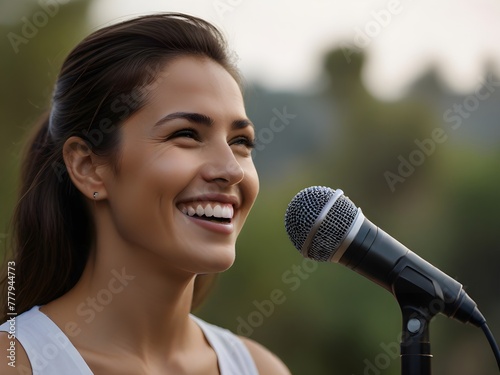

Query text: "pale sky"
[83, 0, 500, 100]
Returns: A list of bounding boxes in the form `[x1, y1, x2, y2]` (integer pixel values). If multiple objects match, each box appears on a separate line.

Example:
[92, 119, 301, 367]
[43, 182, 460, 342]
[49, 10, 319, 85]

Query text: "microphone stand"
[399, 305, 432, 375]
[394, 274, 437, 375]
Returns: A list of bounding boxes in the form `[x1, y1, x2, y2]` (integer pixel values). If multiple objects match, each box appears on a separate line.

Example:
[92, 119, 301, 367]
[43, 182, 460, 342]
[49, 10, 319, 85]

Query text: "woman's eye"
[231, 136, 256, 149]
[166, 128, 199, 141]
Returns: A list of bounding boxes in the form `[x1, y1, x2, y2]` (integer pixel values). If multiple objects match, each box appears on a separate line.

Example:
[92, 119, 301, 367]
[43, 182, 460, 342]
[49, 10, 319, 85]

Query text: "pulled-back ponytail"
[0, 112, 91, 322]
[0, 13, 240, 321]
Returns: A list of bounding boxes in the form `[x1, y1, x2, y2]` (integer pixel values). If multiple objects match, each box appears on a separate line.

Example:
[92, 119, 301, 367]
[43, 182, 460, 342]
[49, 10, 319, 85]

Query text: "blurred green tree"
[0, 0, 92, 247]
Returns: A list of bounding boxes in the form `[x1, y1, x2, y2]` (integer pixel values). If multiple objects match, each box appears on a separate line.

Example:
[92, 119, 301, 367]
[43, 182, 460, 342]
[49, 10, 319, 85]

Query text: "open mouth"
[178, 202, 234, 224]
[191, 215, 231, 224]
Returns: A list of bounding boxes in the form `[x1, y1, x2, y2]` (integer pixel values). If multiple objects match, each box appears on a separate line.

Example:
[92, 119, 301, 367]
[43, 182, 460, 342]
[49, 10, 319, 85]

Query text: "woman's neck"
[41, 242, 200, 358]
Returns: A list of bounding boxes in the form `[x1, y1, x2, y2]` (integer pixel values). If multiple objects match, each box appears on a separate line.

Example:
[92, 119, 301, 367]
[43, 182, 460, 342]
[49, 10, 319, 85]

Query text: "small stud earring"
[93, 192, 98, 200]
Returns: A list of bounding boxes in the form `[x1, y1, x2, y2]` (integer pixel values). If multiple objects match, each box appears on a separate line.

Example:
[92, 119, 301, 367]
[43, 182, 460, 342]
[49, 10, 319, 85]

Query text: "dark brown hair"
[0, 13, 240, 322]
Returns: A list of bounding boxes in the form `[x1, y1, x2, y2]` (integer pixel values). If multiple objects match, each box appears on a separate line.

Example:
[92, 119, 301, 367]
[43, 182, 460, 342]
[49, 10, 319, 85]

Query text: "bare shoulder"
[240, 336, 291, 375]
[0, 331, 32, 375]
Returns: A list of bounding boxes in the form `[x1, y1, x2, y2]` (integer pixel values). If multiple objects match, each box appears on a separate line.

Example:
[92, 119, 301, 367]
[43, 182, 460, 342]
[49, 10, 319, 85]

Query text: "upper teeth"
[179, 202, 234, 219]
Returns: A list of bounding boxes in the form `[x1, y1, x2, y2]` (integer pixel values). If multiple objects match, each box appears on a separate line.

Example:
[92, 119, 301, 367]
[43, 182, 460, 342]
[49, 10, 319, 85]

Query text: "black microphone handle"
[337, 217, 485, 326]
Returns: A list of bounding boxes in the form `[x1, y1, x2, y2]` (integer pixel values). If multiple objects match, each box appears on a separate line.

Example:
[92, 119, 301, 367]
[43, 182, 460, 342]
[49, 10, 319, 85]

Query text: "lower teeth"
[193, 215, 229, 223]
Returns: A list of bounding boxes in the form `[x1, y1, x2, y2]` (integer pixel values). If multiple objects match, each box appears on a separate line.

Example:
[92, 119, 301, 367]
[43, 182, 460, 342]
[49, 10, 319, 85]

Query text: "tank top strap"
[0, 306, 93, 375]
[191, 314, 259, 375]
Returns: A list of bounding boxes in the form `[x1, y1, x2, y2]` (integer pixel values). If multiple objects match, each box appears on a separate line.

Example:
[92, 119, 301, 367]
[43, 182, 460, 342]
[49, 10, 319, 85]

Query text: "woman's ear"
[62, 136, 109, 200]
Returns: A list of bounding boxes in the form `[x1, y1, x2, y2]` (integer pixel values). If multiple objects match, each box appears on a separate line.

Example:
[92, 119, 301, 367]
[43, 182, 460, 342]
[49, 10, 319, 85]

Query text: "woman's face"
[101, 56, 259, 275]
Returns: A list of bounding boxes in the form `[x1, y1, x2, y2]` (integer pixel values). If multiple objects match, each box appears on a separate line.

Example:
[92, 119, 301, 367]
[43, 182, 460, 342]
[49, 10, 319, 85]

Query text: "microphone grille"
[284, 186, 358, 262]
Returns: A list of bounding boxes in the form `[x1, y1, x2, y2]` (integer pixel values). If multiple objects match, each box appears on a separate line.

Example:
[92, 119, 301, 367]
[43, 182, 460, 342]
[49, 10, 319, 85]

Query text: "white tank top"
[0, 306, 259, 375]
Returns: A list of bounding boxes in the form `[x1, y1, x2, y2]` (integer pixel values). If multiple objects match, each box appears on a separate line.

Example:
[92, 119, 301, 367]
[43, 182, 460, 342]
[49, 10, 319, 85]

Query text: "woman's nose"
[200, 142, 244, 186]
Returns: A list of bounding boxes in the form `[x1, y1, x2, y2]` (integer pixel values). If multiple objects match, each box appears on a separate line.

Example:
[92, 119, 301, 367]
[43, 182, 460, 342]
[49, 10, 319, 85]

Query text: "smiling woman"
[0, 13, 290, 375]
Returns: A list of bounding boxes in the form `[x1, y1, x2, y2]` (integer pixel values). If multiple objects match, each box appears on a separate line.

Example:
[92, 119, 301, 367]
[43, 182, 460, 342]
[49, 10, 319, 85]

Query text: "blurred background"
[1, 0, 500, 374]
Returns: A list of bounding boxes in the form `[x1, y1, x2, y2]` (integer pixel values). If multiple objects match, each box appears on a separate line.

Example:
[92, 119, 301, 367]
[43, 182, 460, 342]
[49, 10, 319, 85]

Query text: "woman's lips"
[182, 211, 235, 234]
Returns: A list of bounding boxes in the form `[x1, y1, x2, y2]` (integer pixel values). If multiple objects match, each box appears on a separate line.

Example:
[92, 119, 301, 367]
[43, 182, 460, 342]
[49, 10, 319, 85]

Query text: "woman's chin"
[202, 247, 236, 273]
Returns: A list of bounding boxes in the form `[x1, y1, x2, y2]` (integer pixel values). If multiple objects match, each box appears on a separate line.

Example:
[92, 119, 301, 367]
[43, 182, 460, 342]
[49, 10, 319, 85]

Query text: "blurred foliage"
[0, 0, 91, 238]
[1, 1, 499, 374]
[201, 50, 500, 375]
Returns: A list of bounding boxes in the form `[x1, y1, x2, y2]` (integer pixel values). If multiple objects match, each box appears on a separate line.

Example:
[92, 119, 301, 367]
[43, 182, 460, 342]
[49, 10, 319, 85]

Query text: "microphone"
[284, 186, 485, 326]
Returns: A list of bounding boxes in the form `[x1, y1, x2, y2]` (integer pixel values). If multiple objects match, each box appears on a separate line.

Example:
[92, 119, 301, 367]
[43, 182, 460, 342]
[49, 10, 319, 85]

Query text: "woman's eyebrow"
[232, 118, 254, 130]
[154, 112, 213, 127]
[154, 111, 254, 130]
